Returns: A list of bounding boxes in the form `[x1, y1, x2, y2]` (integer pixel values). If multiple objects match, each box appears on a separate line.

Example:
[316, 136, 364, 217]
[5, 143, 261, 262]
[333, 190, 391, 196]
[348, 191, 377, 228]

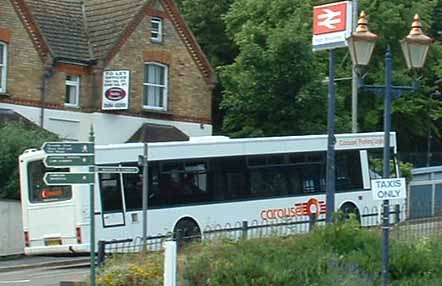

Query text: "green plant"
[0, 122, 58, 199]
[96, 253, 163, 286]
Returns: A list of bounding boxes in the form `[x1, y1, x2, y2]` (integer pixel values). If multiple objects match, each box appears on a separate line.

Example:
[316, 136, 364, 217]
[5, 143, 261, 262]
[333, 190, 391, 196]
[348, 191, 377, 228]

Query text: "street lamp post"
[348, 12, 433, 286]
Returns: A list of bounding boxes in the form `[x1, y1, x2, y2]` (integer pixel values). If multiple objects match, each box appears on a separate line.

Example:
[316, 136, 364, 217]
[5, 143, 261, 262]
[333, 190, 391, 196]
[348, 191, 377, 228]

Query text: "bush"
[96, 253, 163, 286]
[181, 224, 376, 286]
[0, 122, 58, 199]
[95, 223, 442, 286]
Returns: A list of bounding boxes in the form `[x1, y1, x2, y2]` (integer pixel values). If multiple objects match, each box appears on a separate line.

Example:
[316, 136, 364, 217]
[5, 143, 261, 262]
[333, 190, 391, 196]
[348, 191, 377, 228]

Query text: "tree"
[220, 0, 329, 137]
[175, 0, 237, 67]
[219, 0, 442, 151]
[0, 122, 58, 199]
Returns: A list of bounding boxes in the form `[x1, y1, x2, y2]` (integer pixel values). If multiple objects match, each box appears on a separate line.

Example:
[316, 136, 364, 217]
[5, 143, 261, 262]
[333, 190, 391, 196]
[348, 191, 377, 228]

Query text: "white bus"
[18, 132, 400, 255]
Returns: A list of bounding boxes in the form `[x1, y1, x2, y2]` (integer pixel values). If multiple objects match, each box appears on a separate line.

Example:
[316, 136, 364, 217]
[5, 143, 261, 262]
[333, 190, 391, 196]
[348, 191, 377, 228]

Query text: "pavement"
[0, 255, 90, 273]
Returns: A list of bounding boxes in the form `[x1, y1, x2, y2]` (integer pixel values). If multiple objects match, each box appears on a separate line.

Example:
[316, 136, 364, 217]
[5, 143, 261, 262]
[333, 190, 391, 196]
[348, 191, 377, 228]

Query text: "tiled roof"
[23, 0, 144, 62]
[126, 123, 189, 142]
[26, 0, 91, 62]
[85, 0, 144, 60]
[11, 0, 215, 83]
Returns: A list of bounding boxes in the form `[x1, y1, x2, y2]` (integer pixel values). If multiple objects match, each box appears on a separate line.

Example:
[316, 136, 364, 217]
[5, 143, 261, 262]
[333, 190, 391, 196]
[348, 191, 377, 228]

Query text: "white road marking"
[0, 280, 30, 284]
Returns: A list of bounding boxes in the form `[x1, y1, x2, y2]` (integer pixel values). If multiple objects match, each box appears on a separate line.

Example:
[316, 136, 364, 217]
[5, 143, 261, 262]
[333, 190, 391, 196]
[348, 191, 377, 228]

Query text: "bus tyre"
[339, 203, 361, 224]
[174, 218, 201, 245]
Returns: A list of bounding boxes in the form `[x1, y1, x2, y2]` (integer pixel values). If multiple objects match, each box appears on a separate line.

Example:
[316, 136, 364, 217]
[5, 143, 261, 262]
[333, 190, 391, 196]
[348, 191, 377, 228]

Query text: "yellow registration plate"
[45, 238, 62, 246]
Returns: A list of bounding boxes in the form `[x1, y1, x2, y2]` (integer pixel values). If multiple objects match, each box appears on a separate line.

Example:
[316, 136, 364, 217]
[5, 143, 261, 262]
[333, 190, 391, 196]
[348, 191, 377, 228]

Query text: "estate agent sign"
[102, 70, 130, 110]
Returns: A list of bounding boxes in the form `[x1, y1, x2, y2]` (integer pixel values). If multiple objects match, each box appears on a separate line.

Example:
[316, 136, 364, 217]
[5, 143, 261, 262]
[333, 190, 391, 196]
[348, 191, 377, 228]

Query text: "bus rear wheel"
[173, 218, 201, 245]
[339, 203, 361, 224]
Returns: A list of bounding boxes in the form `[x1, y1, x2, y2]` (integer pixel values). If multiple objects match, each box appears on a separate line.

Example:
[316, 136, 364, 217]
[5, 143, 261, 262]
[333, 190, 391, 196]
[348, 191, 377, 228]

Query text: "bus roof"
[93, 132, 396, 164]
[19, 132, 396, 164]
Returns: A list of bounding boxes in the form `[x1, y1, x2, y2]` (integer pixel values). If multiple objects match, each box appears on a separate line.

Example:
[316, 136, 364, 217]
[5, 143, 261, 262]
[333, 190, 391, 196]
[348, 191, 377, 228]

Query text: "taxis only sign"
[371, 178, 407, 201]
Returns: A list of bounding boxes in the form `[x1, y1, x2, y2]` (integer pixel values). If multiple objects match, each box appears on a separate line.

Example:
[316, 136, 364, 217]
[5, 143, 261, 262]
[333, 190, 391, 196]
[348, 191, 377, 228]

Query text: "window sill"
[64, 104, 80, 109]
[150, 39, 163, 44]
[0, 92, 10, 96]
[142, 107, 171, 115]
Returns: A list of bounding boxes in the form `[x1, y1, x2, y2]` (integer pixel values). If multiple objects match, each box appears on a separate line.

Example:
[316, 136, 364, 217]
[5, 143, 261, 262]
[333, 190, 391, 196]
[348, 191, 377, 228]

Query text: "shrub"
[0, 122, 58, 199]
[96, 252, 163, 286]
[182, 228, 376, 286]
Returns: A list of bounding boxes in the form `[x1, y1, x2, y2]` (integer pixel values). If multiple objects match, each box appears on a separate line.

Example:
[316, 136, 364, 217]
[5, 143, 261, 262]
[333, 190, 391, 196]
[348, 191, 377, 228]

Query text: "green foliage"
[182, 232, 374, 286]
[0, 122, 58, 200]
[95, 222, 442, 286]
[220, 0, 328, 137]
[96, 253, 163, 286]
[175, 0, 237, 67]
[182, 222, 442, 286]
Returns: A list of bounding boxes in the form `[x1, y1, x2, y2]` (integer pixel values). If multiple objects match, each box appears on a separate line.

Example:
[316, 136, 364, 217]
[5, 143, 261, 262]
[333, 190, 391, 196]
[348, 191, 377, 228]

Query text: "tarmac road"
[0, 266, 88, 286]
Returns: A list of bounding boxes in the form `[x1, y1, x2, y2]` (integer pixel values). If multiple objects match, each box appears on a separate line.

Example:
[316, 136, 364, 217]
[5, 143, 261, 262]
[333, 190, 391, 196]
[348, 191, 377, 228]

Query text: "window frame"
[143, 62, 168, 111]
[151, 17, 163, 42]
[0, 42, 7, 94]
[64, 75, 80, 107]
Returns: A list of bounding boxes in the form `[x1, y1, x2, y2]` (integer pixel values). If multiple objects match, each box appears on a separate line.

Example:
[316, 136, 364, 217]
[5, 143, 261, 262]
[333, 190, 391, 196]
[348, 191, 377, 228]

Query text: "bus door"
[99, 173, 125, 227]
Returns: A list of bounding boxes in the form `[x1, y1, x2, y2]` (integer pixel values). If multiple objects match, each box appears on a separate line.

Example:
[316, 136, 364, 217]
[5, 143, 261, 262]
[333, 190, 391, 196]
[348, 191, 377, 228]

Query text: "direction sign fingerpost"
[41, 129, 97, 286]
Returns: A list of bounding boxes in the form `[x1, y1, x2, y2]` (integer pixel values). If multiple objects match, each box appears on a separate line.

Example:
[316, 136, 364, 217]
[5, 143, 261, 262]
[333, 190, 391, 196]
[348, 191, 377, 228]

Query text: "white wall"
[0, 200, 24, 256]
[0, 103, 212, 144]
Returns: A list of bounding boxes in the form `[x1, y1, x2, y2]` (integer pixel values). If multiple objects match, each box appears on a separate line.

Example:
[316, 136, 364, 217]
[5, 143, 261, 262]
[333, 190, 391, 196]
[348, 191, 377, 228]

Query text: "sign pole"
[326, 49, 336, 224]
[312, 1, 352, 223]
[89, 126, 96, 286]
[142, 143, 149, 252]
[382, 46, 393, 286]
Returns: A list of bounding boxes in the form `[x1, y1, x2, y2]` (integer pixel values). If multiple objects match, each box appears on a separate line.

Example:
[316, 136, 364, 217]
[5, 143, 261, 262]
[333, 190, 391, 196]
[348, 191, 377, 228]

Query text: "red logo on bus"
[260, 199, 326, 220]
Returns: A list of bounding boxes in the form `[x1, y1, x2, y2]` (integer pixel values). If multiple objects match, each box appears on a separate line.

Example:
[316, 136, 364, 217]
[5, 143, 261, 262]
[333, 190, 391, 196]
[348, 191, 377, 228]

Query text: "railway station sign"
[95, 166, 139, 174]
[371, 178, 407, 201]
[42, 142, 94, 154]
[312, 1, 353, 51]
[43, 172, 95, 186]
[44, 155, 95, 168]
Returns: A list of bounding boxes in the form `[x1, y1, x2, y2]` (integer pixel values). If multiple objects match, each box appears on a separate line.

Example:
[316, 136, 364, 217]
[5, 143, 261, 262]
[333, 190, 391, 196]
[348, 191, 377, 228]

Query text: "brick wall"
[0, 0, 44, 100]
[106, 0, 212, 122]
[1, 0, 212, 124]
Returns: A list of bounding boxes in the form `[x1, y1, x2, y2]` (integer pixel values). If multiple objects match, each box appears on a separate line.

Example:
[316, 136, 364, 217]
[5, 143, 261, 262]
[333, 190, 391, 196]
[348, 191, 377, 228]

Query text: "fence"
[96, 206, 402, 266]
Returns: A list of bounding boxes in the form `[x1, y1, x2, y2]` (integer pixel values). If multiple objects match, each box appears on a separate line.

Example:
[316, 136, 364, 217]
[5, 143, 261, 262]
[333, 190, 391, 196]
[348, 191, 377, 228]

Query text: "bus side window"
[158, 160, 210, 206]
[122, 163, 160, 210]
[99, 173, 123, 213]
[335, 151, 363, 191]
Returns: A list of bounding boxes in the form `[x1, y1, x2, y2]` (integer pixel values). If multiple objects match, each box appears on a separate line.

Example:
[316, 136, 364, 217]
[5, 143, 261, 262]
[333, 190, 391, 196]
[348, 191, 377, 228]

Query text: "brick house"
[0, 0, 215, 144]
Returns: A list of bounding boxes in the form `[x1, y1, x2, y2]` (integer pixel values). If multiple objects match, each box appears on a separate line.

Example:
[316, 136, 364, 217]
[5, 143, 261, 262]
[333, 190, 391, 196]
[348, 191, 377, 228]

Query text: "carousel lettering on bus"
[260, 198, 326, 221]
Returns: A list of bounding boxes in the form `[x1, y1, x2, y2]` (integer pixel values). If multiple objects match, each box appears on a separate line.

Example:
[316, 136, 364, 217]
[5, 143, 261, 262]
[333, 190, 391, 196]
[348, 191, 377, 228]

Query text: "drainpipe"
[40, 65, 54, 128]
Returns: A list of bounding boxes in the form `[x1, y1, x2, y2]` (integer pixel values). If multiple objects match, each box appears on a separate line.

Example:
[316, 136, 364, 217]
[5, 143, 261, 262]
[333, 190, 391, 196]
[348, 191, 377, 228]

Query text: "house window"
[143, 63, 168, 110]
[0, 42, 7, 93]
[151, 18, 163, 42]
[65, 75, 80, 107]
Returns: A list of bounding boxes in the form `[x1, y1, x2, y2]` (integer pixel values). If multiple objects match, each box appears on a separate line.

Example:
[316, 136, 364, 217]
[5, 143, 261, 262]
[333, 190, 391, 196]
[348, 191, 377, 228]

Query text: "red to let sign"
[312, 1, 352, 51]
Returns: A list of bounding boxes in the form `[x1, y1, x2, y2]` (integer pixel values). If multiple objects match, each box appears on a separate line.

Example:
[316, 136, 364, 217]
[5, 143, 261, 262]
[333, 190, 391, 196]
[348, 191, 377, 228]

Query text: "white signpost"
[312, 1, 353, 51]
[371, 178, 407, 201]
[102, 70, 130, 110]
